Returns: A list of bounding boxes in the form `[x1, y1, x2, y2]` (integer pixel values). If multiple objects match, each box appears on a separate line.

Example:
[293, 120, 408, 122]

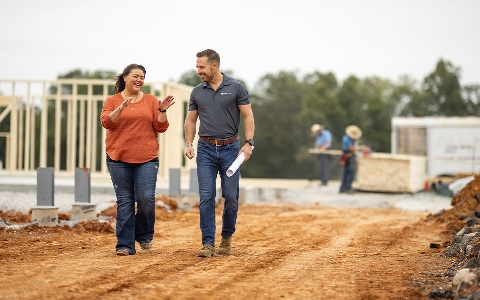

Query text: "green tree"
[424, 59, 466, 116]
[178, 70, 201, 87]
[403, 59, 469, 116]
[359, 77, 395, 152]
[300, 71, 340, 138]
[390, 75, 418, 117]
[334, 76, 395, 152]
[243, 71, 305, 178]
[336, 76, 366, 132]
[297, 71, 342, 179]
[462, 84, 480, 116]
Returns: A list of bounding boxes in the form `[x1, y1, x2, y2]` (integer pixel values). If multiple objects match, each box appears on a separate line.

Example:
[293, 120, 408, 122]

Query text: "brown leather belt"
[200, 136, 239, 146]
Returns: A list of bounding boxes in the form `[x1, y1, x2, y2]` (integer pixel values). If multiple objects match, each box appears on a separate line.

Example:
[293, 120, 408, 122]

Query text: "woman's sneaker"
[116, 249, 130, 256]
[140, 242, 152, 250]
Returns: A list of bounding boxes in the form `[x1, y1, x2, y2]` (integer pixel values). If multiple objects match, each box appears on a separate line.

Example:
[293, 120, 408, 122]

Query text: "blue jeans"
[107, 157, 159, 254]
[196, 138, 240, 246]
[340, 155, 356, 192]
[318, 153, 330, 185]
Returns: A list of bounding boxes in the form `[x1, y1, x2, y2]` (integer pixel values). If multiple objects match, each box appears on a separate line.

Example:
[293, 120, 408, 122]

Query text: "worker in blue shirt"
[339, 125, 365, 194]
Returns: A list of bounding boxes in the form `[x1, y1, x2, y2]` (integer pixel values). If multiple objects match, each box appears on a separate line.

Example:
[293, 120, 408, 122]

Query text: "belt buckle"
[215, 140, 222, 146]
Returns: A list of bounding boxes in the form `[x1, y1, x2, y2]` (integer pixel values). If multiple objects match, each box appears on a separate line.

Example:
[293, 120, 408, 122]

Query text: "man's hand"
[240, 144, 253, 162]
[185, 146, 195, 160]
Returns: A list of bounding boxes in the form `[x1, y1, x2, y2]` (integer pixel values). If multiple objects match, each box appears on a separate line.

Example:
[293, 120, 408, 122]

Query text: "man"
[184, 49, 255, 257]
[339, 125, 363, 194]
[311, 124, 332, 186]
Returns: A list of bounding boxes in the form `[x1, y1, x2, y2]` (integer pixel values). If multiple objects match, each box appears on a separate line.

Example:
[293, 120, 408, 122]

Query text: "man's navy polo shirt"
[189, 74, 250, 139]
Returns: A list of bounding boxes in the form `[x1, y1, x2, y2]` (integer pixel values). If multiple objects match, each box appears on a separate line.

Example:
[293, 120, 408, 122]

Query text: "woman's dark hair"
[115, 64, 146, 92]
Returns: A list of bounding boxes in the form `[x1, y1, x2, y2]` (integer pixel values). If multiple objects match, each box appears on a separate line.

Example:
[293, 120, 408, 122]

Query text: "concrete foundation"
[31, 206, 59, 227]
[71, 203, 97, 221]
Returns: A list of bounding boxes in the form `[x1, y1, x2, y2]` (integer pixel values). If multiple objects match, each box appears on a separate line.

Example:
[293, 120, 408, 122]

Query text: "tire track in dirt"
[111, 205, 430, 300]
[188, 206, 425, 300]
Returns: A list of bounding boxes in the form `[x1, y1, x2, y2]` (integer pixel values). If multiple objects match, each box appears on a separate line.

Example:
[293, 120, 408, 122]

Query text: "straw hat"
[310, 124, 323, 133]
[346, 125, 362, 139]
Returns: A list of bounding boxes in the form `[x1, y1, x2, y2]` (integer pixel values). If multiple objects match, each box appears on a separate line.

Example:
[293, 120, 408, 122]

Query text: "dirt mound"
[156, 195, 178, 210]
[98, 205, 116, 219]
[420, 174, 480, 299]
[0, 195, 181, 228]
[2, 224, 68, 234]
[0, 210, 30, 223]
[97, 195, 182, 222]
[433, 174, 480, 235]
[72, 220, 114, 234]
[59, 212, 72, 221]
[0, 210, 72, 224]
[1, 220, 114, 235]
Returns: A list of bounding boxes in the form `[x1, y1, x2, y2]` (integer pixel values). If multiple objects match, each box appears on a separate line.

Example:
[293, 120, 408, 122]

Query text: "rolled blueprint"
[226, 152, 245, 177]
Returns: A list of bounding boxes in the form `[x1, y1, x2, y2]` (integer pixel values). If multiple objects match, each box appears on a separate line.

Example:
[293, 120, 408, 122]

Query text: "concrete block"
[169, 168, 181, 196]
[37, 167, 54, 206]
[75, 168, 91, 203]
[239, 186, 246, 205]
[31, 206, 58, 227]
[71, 203, 97, 221]
[243, 187, 260, 203]
[189, 168, 199, 194]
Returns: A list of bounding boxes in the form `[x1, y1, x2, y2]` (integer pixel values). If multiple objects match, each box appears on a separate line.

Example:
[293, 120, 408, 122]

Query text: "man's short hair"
[196, 49, 220, 65]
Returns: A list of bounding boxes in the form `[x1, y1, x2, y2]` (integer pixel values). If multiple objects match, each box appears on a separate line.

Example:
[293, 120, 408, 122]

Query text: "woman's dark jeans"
[107, 157, 158, 254]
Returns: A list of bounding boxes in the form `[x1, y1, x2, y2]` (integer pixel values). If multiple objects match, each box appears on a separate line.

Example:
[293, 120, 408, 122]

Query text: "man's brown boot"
[198, 244, 216, 257]
[218, 237, 232, 255]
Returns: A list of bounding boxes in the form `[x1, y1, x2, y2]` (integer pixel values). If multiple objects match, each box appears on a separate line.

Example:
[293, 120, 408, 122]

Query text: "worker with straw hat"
[339, 125, 364, 194]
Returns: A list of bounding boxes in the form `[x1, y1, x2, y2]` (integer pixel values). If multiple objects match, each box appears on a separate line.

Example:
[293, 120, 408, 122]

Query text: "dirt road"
[0, 200, 450, 300]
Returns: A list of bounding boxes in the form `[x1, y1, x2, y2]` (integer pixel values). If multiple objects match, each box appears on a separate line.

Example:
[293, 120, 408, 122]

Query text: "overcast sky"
[1, 0, 479, 89]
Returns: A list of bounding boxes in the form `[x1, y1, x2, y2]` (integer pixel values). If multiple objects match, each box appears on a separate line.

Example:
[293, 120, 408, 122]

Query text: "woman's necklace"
[123, 91, 138, 110]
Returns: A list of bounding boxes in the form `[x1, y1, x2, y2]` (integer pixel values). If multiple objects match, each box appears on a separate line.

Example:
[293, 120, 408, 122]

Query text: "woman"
[100, 64, 175, 256]
[339, 125, 363, 194]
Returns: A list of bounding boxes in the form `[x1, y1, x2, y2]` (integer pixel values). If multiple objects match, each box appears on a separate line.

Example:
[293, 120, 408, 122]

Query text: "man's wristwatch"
[245, 139, 254, 147]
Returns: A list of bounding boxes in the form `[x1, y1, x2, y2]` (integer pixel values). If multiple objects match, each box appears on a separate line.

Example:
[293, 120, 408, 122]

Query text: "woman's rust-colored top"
[100, 92, 169, 163]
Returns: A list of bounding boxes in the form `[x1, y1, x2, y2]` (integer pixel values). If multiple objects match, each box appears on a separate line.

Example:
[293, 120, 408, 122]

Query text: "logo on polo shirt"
[220, 92, 232, 95]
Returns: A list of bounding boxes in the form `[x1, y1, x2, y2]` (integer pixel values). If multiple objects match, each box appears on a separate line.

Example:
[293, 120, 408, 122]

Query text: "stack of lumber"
[356, 153, 427, 193]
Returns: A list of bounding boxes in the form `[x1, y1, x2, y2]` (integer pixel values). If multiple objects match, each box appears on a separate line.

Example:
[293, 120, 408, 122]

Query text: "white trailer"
[391, 117, 480, 178]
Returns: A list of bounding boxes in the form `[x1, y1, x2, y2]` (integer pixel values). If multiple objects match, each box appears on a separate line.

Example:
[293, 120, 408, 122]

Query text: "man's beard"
[201, 73, 214, 82]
